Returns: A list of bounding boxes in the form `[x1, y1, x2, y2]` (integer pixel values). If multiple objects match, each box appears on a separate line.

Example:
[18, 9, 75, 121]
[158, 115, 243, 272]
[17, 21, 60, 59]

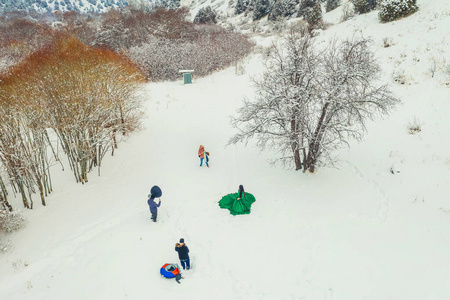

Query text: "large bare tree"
[229, 29, 399, 173]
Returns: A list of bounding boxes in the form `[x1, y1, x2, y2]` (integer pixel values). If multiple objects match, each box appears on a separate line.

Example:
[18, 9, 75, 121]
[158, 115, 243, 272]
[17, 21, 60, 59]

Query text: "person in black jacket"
[175, 238, 190, 270]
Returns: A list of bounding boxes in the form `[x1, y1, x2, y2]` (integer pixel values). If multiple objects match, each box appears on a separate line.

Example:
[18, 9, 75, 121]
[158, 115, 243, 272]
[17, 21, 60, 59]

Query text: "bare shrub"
[429, 59, 437, 78]
[393, 69, 407, 84]
[0, 209, 25, 233]
[383, 37, 393, 48]
[0, 239, 12, 253]
[407, 117, 422, 134]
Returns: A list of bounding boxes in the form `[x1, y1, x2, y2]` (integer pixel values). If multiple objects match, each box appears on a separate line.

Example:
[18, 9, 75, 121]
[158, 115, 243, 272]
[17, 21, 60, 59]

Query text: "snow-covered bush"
[325, 0, 341, 12]
[304, 2, 323, 28]
[298, 0, 318, 17]
[253, 0, 271, 20]
[351, 0, 377, 14]
[0, 239, 12, 253]
[383, 36, 393, 47]
[194, 6, 218, 24]
[156, 0, 181, 10]
[445, 64, 450, 80]
[268, 0, 297, 21]
[429, 59, 438, 78]
[235, 59, 247, 75]
[267, 19, 289, 33]
[341, 1, 355, 21]
[235, 0, 252, 15]
[379, 0, 418, 22]
[393, 68, 407, 84]
[407, 117, 422, 134]
[0, 209, 25, 233]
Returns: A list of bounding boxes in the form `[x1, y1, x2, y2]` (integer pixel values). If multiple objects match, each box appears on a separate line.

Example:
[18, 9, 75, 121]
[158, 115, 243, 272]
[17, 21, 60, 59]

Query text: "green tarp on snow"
[218, 192, 256, 215]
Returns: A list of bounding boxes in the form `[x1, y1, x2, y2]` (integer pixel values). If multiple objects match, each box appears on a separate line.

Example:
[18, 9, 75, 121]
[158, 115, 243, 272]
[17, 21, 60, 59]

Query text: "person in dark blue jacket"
[175, 238, 190, 270]
[148, 185, 162, 222]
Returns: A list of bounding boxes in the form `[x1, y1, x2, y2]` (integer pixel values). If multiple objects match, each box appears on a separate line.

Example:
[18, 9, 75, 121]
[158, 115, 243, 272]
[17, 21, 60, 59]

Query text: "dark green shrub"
[235, 0, 252, 15]
[268, 0, 297, 20]
[379, 0, 418, 22]
[194, 6, 217, 24]
[325, 0, 341, 12]
[253, 0, 272, 20]
[351, 0, 376, 14]
[297, 0, 317, 17]
[304, 2, 323, 28]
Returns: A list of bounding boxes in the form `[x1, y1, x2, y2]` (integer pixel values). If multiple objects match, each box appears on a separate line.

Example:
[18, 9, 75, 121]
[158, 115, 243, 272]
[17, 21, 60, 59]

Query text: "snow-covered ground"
[1, 0, 450, 299]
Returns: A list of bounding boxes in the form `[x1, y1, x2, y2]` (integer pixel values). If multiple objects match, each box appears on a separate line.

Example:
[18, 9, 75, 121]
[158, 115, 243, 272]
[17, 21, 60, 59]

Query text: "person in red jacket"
[198, 145, 209, 167]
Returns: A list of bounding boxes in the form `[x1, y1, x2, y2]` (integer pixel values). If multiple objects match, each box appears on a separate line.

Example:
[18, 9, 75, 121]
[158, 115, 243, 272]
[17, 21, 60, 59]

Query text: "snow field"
[1, 0, 450, 299]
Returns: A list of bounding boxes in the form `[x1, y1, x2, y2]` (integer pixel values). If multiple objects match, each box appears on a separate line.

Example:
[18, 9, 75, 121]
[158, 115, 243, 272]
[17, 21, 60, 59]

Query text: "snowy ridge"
[0, 0, 450, 299]
[0, 0, 139, 14]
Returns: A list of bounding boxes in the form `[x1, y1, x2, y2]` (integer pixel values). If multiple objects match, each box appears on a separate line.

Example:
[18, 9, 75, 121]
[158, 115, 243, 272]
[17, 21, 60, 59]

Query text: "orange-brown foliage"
[2, 33, 144, 85]
[1, 34, 145, 187]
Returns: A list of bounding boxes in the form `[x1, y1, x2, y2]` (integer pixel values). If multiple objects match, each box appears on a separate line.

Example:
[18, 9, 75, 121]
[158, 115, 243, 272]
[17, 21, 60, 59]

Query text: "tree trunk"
[35, 176, 46, 206]
[17, 180, 30, 209]
[302, 147, 308, 172]
[112, 129, 118, 150]
[291, 114, 302, 170]
[0, 176, 8, 202]
[293, 147, 302, 170]
[306, 102, 330, 172]
[0, 193, 13, 212]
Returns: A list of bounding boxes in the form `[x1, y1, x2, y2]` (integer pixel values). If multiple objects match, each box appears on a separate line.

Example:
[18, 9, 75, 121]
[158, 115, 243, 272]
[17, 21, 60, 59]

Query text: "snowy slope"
[0, 0, 141, 14]
[1, 0, 450, 299]
[182, 0, 231, 21]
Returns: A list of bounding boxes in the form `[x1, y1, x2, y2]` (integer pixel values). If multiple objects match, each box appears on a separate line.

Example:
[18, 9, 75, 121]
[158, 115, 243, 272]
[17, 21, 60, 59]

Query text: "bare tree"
[0, 71, 55, 208]
[229, 29, 399, 173]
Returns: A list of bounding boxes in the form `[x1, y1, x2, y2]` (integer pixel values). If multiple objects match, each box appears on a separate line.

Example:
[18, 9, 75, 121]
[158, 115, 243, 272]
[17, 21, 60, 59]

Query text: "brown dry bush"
[0, 34, 145, 209]
[0, 18, 55, 74]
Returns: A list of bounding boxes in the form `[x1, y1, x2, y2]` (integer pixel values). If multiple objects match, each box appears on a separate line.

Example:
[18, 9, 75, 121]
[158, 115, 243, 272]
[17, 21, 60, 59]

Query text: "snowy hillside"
[0, 0, 145, 14]
[0, 0, 226, 18]
[1, 0, 450, 299]
[181, 0, 230, 20]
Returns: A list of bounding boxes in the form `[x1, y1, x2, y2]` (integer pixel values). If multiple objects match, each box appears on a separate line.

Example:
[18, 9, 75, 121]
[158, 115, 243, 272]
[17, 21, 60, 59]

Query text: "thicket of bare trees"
[0, 34, 144, 211]
[129, 26, 254, 80]
[229, 29, 400, 173]
[0, 18, 55, 74]
[95, 8, 254, 80]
